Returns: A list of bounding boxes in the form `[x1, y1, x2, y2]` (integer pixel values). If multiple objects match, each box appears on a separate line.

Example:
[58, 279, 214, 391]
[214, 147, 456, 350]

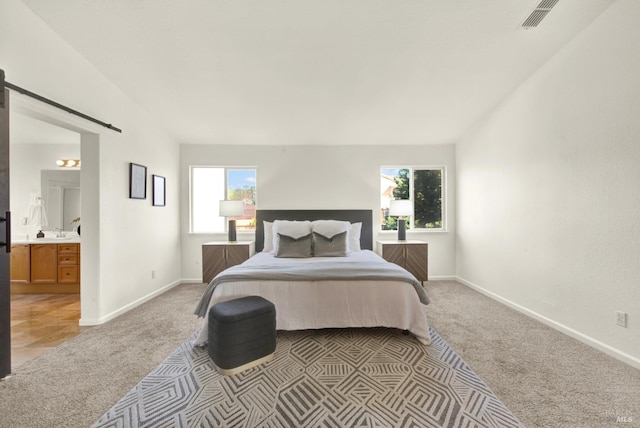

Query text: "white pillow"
[263, 221, 274, 253]
[311, 220, 350, 239]
[311, 220, 362, 253]
[349, 222, 362, 252]
[272, 220, 312, 254]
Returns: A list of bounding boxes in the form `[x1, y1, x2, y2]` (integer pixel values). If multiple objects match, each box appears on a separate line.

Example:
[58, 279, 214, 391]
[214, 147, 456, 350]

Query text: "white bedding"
[193, 250, 431, 346]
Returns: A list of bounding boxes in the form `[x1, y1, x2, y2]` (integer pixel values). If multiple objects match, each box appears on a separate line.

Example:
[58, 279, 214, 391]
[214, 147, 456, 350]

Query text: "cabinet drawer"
[58, 243, 79, 254]
[58, 265, 79, 283]
[58, 253, 79, 265]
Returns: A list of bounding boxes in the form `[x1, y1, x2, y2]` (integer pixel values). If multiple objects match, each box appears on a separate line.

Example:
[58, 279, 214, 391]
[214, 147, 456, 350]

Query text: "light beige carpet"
[425, 281, 640, 427]
[0, 283, 206, 428]
[0, 281, 638, 427]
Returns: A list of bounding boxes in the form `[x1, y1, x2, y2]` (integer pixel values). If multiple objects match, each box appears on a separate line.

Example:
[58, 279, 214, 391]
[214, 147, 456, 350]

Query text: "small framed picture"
[152, 174, 166, 207]
[129, 163, 147, 199]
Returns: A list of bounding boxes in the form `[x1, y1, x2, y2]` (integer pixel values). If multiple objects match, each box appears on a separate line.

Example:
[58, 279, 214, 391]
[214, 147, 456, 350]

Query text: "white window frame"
[380, 166, 446, 232]
[189, 166, 257, 234]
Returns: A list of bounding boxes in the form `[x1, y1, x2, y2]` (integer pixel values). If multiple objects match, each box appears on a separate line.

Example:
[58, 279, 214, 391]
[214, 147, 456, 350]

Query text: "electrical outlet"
[616, 311, 627, 328]
[151, 270, 156, 279]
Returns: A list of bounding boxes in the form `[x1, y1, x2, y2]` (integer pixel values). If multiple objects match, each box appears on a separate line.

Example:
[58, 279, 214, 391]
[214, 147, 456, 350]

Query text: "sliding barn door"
[0, 70, 12, 378]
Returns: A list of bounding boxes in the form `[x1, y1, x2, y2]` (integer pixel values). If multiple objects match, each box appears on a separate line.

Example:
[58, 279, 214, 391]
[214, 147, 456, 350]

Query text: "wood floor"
[10, 293, 90, 369]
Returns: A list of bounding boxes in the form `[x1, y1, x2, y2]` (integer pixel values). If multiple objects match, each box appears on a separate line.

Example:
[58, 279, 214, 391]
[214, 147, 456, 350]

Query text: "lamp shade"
[219, 200, 244, 217]
[389, 199, 413, 217]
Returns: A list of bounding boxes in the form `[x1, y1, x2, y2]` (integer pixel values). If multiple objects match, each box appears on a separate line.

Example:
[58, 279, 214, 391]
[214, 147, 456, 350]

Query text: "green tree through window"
[413, 169, 442, 228]
[381, 167, 443, 230]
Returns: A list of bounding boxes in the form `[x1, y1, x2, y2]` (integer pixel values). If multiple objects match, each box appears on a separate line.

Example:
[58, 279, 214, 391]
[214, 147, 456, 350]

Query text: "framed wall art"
[152, 174, 166, 206]
[129, 162, 147, 199]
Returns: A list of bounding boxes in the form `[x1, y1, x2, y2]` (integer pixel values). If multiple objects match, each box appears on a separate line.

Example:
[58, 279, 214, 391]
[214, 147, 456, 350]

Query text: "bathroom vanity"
[10, 239, 80, 293]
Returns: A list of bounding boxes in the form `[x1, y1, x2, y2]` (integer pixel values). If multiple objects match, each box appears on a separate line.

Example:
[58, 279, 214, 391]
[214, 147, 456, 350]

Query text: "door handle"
[0, 211, 10, 253]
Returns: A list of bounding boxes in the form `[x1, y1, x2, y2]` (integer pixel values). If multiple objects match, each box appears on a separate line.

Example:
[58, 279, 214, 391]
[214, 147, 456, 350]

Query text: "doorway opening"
[7, 92, 101, 369]
[9, 113, 83, 367]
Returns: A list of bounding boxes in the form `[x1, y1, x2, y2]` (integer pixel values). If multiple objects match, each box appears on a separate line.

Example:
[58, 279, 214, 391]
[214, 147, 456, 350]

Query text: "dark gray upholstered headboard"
[255, 209, 373, 252]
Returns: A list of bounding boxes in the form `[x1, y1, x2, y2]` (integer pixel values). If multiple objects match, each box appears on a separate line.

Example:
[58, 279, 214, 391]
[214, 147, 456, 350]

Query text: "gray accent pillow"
[275, 233, 313, 258]
[313, 231, 348, 257]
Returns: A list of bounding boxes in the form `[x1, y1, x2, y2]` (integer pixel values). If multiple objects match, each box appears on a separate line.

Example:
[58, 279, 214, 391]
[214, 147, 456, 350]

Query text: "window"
[190, 167, 257, 233]
[380, 167, 444, 231]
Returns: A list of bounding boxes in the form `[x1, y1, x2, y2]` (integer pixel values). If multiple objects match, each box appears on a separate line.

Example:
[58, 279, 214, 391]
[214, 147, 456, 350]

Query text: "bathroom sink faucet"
[53, 228, 65, 238]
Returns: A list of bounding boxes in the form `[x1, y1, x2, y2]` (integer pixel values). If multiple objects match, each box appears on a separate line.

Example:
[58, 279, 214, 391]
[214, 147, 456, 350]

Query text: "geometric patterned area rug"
[92, 327, 524, 428]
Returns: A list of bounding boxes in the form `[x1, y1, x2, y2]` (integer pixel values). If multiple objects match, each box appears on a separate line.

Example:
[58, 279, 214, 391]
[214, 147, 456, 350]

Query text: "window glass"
[190, 167, 257, 233]
[381, 167, 443, 230]
[227, 169, 257, 232]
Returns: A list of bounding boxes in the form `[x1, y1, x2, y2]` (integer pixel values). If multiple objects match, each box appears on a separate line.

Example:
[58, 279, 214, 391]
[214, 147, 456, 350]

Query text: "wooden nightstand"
[377, 240, 428, 282]
[202, 241, 255, 284]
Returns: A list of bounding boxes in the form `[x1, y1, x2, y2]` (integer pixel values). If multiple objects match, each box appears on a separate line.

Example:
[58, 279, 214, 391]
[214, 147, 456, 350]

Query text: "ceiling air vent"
[521, 0, 560, 29]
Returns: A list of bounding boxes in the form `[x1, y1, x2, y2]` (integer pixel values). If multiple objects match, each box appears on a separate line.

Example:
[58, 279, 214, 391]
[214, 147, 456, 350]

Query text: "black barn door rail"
[0, 74, 122, 133]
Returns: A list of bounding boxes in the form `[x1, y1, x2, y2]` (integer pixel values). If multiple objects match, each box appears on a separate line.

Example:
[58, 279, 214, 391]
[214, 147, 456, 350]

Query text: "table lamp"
[219, 200, 244, 242]
[389, 199, 412, 241]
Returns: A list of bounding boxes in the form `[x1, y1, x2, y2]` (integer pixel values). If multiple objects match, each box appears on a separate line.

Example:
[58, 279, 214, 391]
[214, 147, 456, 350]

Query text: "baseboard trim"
[79, 279, 183, 326]
[181, 278, 206, 284]
[428, 275, 457, 281]
[456, 276, 640, 370]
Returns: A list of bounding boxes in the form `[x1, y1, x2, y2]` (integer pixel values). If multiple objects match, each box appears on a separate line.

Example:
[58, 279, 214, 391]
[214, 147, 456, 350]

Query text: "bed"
[193, 209, 431, 346]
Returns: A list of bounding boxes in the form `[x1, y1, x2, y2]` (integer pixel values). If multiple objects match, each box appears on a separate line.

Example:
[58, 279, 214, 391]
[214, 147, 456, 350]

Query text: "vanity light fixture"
[56, 159, 81, 168]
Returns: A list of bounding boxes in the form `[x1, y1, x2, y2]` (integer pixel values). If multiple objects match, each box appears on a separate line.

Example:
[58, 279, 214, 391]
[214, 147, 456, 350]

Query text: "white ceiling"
[20, 0, 615, 146]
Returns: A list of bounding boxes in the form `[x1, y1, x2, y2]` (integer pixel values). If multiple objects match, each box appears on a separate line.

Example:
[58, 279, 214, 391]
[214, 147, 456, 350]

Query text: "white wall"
[181, 144, 456, 281]
[1, 0, 182, 323]
[456, 0, 640, 367]
[9, 143, 80, 238]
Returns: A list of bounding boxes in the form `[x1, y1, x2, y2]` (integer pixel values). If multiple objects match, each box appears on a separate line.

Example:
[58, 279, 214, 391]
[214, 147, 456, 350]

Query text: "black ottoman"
[208, 296, 276, 376]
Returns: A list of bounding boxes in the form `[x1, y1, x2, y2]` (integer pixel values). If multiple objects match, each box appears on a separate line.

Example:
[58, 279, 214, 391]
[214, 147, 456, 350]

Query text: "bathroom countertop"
[12, 236, 81, 244]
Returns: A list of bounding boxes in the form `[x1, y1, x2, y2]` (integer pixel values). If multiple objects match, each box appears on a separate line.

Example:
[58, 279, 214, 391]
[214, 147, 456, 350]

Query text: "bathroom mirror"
[41, 170, 81, 231]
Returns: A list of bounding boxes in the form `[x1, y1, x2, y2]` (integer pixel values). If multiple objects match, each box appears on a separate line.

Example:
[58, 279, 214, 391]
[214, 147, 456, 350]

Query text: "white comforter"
[193, 250, 431, 346]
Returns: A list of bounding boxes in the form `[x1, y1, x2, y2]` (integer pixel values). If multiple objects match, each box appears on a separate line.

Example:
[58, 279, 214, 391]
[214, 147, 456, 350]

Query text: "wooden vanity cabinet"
[10, 242, 80, 293]
[30, 244, 58, 283]
[10, 244, 31, 283]
[58, 244, 80, 283]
